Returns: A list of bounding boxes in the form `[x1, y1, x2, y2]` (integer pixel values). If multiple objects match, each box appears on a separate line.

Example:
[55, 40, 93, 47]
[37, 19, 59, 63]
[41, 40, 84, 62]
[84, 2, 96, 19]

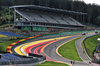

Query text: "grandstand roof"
[10, 5, 87, 15]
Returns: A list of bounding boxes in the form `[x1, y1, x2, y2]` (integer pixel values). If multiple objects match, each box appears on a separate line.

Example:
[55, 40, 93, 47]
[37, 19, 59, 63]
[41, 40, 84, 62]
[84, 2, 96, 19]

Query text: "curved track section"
[75, 38, 91, 63]
[11, 34, 94, 66]
[12, 36, 71, 62]
[42, 35, 93, 66]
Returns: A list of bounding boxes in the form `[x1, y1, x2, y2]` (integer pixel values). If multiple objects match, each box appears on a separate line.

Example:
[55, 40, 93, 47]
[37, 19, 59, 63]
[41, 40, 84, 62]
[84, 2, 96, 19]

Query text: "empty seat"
[15, 9, 83, 26]
[0, 31, 26, 39]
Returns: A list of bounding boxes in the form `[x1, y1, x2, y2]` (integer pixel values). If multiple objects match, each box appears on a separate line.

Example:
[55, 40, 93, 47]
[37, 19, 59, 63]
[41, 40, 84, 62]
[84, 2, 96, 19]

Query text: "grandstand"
[9, 5, 87, 31]
[0, 54, 46, 65]
[0, 31, 27, 39]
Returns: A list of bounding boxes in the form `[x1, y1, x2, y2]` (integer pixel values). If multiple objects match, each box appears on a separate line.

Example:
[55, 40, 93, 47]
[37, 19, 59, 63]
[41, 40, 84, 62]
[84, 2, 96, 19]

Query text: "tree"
[0, 0, 100, 26]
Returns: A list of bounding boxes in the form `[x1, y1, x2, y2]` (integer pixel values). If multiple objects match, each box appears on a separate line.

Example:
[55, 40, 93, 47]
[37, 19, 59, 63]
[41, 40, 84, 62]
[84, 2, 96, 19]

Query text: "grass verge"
[84, 35, 100, 58]
[58, 38, 82, 61]
[0, 24, 13, 28]
[36, 61, 69, 66]
[0, 39, 21, 52]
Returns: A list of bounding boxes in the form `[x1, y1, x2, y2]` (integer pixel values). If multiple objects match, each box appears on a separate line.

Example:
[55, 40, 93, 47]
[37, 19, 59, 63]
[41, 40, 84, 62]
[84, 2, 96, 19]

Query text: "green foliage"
[36, 61, 69, 66]
[0, 37, 10, 43]
[0, 6, 14, 24]
[0, 39, 21, 52]
[58, 38, 82, 61]
[84, 35, 100, 58]
[95, 16, 100, 26]
[0, 0, 100, 26]
[0, 24, 13, 28]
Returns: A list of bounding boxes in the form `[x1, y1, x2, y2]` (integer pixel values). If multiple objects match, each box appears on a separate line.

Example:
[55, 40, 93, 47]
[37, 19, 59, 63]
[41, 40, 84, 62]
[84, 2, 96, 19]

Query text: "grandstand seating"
[0, 54, 45, 65]
[1, 54, 21, 62]
[0, 32, 26, 39]
[16, 9, 83, 26]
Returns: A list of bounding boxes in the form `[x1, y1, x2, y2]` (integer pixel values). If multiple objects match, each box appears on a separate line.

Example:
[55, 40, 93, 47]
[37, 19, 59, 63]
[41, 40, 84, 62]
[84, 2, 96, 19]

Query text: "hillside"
[0, 0, 100, 27]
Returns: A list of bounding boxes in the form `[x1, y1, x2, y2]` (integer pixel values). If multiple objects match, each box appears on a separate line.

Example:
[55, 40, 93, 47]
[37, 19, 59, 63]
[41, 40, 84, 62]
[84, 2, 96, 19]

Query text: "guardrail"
[43, 30, 100, 37]
[83, 34, 100, 61]
[0, 54, 46, 65]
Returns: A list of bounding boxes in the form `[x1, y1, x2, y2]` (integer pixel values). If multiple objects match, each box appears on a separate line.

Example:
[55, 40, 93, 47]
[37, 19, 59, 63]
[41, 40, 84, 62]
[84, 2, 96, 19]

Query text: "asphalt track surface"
[13, 36, 71, 60]
[75, 38, 91, 63]
[42, 35, 91, 66]
[11, 35, 70, 54]
[11, 34, 95, 66]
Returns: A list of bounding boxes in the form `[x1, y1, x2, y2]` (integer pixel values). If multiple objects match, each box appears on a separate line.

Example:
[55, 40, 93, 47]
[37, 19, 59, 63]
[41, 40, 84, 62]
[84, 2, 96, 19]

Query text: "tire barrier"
[28, 53, 43, 57]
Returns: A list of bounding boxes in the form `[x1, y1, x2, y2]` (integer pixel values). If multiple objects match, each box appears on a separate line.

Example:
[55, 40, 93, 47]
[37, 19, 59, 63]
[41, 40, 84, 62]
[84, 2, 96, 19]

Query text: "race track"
[42, 35, 91, 66]
[11, 34, 95, 66]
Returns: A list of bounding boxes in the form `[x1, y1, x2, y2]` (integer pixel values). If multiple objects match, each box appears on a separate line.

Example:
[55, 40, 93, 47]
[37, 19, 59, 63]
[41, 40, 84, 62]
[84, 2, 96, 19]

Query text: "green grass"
[58, 38, 82, 61]
[0, 24, 13, 28]
[0, 39, 21, 52]
[36, 61, 69, 66]
[84, 35, 100, 58]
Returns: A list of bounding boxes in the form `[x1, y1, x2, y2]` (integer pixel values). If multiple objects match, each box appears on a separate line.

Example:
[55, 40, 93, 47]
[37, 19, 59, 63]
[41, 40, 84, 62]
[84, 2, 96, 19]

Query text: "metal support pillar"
[83, 15, 85, 24]
[14, 8, 16, 22]
[80, 15, 82, 22]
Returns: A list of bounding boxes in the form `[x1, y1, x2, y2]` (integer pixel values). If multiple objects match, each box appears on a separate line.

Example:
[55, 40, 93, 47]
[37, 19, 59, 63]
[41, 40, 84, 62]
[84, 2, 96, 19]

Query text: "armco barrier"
[43, 30, 100, 37]
[0, 54, 46, 65]
[83, 34, 100, 61]
[28, 53, 43, 57]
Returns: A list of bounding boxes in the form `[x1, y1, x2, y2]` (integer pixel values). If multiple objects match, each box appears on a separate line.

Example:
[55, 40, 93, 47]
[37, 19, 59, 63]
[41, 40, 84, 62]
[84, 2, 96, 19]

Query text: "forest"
[0, 0, 100, 26]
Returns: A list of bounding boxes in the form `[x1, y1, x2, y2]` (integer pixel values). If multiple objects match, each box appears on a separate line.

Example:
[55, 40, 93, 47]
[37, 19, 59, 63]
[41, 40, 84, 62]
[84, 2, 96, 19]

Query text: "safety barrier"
[0, 54, 46, 65]
[82, 34, 100, 61]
